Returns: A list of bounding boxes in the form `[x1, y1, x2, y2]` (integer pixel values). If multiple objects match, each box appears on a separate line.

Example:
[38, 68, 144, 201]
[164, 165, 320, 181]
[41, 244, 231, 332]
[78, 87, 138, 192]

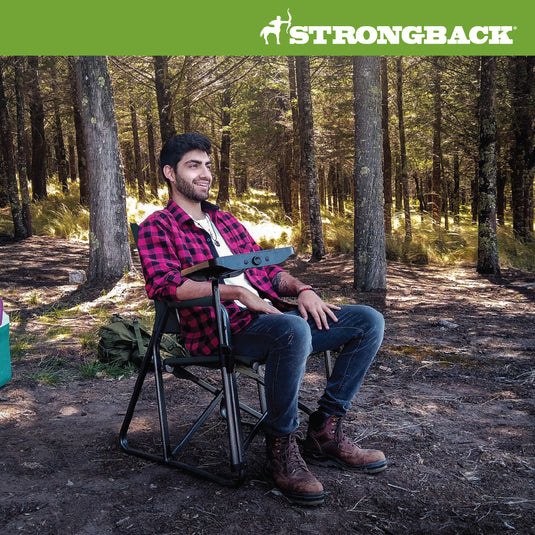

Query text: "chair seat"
[164, 353, 265, 369]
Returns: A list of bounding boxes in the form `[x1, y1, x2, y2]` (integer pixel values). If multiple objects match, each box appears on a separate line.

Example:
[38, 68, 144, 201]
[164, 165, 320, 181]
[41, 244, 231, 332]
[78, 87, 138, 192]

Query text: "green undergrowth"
[1, 180, 533, 272]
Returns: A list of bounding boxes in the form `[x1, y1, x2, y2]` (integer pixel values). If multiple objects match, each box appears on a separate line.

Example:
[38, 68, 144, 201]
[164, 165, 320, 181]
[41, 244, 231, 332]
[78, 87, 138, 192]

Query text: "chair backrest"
[130, 222, 182, 335]
[130, 222, 140, 247]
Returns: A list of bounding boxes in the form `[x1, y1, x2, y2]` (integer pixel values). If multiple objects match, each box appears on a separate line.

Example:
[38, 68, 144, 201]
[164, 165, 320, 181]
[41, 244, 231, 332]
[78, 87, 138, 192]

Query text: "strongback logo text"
[260, 9, 515, 46]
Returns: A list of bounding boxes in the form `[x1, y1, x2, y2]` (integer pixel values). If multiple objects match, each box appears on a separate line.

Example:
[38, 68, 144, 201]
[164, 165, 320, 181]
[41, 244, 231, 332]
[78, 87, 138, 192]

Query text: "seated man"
[137, 132, 387, 505]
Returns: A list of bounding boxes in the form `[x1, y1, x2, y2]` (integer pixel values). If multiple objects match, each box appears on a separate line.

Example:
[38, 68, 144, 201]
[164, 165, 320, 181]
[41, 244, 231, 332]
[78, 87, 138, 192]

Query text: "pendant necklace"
[194, 213, 221, 247]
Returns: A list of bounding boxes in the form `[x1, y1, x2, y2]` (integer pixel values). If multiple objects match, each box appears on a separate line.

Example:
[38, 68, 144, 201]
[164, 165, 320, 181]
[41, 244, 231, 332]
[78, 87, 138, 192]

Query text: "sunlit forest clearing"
[0, 54, 533, 533]
[2, 180, 534, 270]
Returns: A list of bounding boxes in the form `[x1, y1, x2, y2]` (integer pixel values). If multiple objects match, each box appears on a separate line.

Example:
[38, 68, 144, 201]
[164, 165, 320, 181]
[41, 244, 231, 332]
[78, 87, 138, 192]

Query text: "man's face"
[164, 149, 212, 203]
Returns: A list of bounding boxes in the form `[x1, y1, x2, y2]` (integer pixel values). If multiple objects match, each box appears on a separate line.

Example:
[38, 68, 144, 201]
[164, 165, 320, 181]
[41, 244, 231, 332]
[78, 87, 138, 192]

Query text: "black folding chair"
[120, 223, 332, 487]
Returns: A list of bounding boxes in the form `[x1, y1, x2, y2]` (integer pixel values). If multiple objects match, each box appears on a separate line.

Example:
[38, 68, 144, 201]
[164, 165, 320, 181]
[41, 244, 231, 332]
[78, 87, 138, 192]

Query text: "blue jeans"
[231, 305, 385, 437]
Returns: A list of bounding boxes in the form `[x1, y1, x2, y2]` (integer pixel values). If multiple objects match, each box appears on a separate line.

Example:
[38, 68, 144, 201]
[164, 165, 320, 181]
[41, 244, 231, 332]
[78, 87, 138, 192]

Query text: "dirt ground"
[0, 235, 533, 535]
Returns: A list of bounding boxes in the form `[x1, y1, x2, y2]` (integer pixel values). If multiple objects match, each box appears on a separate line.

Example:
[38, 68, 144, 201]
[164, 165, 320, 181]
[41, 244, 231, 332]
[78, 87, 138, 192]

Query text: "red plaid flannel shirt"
[137, 199, 296, 355]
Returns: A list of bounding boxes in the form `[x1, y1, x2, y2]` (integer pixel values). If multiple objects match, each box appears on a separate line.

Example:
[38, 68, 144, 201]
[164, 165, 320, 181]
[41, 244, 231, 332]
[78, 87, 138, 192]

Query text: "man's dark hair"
[159, 133, 212, 177]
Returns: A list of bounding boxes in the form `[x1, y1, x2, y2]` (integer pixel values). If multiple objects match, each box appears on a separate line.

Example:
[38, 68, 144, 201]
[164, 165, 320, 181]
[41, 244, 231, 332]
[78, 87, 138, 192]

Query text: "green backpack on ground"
[97, 314, 189, 367]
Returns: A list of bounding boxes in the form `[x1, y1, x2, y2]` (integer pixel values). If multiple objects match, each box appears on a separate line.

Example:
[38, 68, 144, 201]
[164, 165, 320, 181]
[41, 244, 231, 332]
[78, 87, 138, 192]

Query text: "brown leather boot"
[265, 432, 325, 506]
[303, 411, 387, 473]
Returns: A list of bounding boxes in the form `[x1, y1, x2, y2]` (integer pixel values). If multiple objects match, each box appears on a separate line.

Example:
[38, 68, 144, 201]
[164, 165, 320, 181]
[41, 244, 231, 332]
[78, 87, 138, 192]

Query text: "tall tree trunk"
[75, 56, 132, 282]
[442, 170, 450, 231]
[13, 56, 32, 236]
[146, 109, 159, 197]
[234, 158, 248, 196]
[380, 57, 393, 235]
[154, 56, 176, 144]
[287, 57, 301, 223]
[396, 57, 412, 242]
[27, 56, 47, 201]
[217, 86, 231, 205]
[68, 57, 89, 206]
[413, 173, 426, 214]
[130, 102, 145, 201]
[0, 151, 8, 208]
[510, 56, 535, 242]
[275, 91, 293, 216]
[496, 158, 506, 226]
[281, 127, 293, 216]
[431, 57, 443, 227]
[0, 58, 27, 239]
[68, 136, 77, 181]
[453, 150, 461, 225]
[50, 59, 69, 194]
[353, 56, 386, 291]
[471, 158, 479, 224]
[183, 63, 192, 133]
[295, 56, 324, 261]
[477, 56, 500, 276]
[394, 154, 403, 211]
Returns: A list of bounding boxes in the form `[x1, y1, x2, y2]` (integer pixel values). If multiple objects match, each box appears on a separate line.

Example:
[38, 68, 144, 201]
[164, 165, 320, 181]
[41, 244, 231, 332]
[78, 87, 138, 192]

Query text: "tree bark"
[130, 102, 145, 201]
[477, 56, 500, 276]
[453, 150, 461, 225]
[296, 56, 324, 261]
[353, 56, 386, 291]
[68, 57, 89, 206]
[146, 110, 159, 197]
[496, 158, 506, 226]
[431, 57, 443, 227]
[68, 136, 77, 181]
[287, 57, 301, 223]
[50, 58, 69, 194]
[154, 56, 176, 144]
[380, 57, 393, 235]
[396, 57, 412, 242]
[0, 58, 28, 239]
[27, 56, 47, 201]
[75, 56, 132, 282]
[13, 56, 32, 236]
[217, 86, 231, 205]
[510, 56, 535, 242]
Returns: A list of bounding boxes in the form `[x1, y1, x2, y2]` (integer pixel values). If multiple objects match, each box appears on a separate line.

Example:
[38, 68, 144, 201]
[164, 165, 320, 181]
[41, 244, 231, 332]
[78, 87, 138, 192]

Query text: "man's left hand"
[297, 290, 340, 330]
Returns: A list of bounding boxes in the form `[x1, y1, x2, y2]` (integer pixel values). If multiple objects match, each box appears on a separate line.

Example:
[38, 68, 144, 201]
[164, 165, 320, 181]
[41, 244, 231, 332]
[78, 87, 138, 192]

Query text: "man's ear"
[163, 165, 175, 182]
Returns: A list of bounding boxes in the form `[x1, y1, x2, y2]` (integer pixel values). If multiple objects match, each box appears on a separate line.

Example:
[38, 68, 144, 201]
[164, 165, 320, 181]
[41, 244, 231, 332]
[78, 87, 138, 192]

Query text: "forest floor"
[0, 235, 534, 535]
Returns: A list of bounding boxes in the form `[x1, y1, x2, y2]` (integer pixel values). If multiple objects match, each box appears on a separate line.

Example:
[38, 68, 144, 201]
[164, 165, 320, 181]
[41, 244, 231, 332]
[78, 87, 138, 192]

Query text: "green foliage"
[498, 227, 535, 271]
[323, 214, 354, 254]
[26, 356, 69, 386]
[78, 359, 137, 379]
[10, 333, 37, 360]
[228, 189, 293, 248]
[3, 181, 533, 273]
[31, 184, 90, 240]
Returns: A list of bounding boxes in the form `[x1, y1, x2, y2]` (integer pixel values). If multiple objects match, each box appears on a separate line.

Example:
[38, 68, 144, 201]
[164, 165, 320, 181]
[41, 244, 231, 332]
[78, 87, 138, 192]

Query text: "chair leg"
[220, 366, 247, 478]
[324, 350, 333, 378]
[119, 336, 156, 455]
[120, 348, 249, 485]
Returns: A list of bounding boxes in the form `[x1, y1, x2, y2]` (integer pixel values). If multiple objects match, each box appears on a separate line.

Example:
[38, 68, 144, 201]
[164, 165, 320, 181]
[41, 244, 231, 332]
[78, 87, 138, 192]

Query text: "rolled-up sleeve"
[138, 214, 184, 301]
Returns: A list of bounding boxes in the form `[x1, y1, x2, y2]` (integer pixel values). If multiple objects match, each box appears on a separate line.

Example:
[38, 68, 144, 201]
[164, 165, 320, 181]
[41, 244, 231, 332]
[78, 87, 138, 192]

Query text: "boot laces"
[274, 433, 308, 474]
[328, 416, 357, 449]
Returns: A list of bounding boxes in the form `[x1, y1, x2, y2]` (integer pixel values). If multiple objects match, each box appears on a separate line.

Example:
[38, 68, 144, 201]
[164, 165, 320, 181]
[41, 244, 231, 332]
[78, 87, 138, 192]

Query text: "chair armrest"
[182, 247, 294, 281]
[168, 297, 213, 309]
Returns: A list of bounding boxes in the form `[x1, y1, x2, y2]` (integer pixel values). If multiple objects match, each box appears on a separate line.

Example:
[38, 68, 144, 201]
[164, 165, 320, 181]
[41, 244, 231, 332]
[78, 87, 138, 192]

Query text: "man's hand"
[235, 288, 283, 315]
[297, 289, 340, 330]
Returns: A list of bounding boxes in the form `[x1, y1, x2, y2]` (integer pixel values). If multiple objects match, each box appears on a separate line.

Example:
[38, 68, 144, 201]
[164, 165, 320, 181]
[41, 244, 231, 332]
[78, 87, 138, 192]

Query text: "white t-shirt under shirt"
[193, 214, 264, 308]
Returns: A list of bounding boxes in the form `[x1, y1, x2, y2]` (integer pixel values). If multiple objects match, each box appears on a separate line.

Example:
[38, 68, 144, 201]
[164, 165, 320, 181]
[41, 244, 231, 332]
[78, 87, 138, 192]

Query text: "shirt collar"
[165, 199, 220, 225]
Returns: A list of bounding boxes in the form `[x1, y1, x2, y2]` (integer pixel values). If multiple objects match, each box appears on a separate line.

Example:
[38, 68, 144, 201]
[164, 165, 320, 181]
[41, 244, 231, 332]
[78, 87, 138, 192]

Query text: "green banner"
[1, 0, 532, 55]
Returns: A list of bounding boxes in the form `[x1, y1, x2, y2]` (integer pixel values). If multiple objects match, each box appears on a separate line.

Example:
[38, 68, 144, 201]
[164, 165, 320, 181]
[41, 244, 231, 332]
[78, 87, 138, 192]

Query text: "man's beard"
[174, 174, 210, 202]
